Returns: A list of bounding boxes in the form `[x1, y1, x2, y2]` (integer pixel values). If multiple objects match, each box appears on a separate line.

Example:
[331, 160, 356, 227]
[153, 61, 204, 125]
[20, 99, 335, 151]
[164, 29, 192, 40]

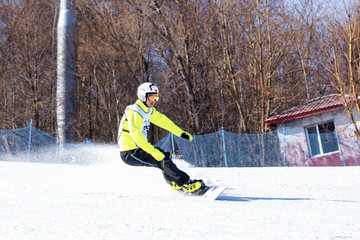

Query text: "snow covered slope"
[0, 145, 359, 239]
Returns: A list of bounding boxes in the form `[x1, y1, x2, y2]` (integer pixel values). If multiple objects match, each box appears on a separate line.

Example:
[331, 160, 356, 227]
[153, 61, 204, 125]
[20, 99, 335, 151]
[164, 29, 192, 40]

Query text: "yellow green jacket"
[118, 99, 185, 161]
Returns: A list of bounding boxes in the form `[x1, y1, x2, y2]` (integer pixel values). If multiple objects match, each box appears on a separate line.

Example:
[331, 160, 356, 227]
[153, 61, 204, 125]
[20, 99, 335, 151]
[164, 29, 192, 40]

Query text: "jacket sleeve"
[126, 109, 165, 161]
[150, 108, 185, 138]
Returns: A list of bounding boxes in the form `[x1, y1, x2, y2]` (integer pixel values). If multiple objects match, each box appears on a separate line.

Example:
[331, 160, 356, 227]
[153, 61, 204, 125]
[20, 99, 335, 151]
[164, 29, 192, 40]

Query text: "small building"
[265, 94, 360, 166]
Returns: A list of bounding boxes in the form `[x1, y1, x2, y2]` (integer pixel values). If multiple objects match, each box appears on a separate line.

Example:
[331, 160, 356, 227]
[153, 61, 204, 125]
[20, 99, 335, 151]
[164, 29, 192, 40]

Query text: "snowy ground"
[0, 145, 359, 240]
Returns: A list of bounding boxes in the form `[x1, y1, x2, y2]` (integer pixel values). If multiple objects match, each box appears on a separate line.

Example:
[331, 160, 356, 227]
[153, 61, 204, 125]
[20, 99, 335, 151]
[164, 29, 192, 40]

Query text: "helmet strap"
[143, 94, 149, 107]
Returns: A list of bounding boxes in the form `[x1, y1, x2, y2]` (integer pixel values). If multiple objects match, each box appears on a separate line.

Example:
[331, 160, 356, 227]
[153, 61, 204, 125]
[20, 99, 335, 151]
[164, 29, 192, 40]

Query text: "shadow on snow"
[216, 196, 358, 203]
[216, 196, 313, 202]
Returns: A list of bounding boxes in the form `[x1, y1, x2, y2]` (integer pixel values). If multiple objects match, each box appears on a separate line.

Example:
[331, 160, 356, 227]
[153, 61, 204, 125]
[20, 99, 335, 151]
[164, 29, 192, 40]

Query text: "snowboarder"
[117, 82, 204, 193]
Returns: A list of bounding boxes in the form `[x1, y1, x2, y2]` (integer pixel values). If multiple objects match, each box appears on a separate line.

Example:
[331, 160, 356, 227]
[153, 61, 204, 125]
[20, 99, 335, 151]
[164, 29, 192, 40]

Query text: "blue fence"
[1, 122, 360, 167]
[0, 122, 92, 164]
[154, 127, 360, 167]
[154, 129, 281, 167]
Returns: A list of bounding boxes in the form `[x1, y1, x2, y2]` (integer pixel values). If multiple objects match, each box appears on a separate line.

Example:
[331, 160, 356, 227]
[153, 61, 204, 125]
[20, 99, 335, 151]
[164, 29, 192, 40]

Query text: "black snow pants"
[120, 148, 189, 186]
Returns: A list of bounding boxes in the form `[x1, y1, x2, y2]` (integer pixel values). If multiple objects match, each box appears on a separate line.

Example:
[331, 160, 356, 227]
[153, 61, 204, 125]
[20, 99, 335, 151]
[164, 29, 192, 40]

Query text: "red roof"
[265, 94, 347, 125]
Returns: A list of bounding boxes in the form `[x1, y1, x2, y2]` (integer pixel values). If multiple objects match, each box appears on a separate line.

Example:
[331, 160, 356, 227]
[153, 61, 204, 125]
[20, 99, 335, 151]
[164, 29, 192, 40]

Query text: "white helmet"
[137, 82, 159, 102]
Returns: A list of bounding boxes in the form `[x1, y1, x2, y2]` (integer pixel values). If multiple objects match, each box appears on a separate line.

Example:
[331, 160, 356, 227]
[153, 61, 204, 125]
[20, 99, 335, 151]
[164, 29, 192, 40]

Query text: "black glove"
[181, 132, 193, 141]
[181, 133, 189, 140]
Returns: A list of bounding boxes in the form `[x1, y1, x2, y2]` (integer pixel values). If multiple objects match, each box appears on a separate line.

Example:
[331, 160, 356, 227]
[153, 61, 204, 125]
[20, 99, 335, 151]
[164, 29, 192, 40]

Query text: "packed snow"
[0, 144, 359, 240]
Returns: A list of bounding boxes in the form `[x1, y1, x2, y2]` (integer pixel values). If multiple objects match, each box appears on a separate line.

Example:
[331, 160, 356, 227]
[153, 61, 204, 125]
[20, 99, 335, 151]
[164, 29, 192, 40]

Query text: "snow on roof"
[265, 94, 347, 125]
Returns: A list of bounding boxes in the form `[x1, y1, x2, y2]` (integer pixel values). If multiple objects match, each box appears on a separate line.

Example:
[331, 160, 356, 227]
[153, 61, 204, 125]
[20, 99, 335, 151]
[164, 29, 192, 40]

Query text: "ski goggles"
[147, 93, 159, 102]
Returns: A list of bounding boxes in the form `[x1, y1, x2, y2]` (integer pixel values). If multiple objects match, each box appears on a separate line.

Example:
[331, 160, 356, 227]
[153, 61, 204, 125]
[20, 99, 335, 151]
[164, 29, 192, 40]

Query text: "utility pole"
[57, 0, 77, 143]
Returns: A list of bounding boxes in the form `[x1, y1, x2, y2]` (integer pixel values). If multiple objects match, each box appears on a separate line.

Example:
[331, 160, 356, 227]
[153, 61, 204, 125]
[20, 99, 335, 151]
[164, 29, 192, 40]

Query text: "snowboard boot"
[170, 181, 182, 191]
[181, 179, 204, 193]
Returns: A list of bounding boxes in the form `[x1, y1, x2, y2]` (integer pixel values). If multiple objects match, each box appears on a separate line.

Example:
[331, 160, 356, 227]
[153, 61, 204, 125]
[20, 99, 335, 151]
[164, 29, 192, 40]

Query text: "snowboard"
[193, 185, 228, 200]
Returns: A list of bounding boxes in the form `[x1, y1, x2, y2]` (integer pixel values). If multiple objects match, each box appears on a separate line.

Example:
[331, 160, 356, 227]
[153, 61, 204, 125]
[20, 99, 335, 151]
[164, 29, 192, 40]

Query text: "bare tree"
[293, 0, 323, 101]
[147, 0, 203, 132]
[319, 0, 360, 137]
[194, 0, 301, 133]
[2, 0, 356, 146]
[76, 0, 163, 141]
[0, 0, 56, 131]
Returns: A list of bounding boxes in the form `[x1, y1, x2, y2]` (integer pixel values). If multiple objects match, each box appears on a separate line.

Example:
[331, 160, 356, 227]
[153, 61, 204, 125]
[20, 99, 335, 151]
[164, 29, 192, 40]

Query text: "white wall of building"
[275, 107, 360, 166]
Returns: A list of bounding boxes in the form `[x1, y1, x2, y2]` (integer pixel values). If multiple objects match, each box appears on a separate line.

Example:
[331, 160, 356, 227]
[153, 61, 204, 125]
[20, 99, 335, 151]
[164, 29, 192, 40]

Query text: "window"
[305, 121, 339, 157]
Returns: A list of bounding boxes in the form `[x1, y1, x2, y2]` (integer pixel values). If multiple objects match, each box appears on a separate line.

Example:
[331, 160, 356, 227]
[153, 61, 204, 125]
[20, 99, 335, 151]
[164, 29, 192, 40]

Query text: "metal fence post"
[283, 126, 286, 167]
[171, 133, 176, 159]
[221, 127, 228, 167]
[28, 119, 33, 161]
